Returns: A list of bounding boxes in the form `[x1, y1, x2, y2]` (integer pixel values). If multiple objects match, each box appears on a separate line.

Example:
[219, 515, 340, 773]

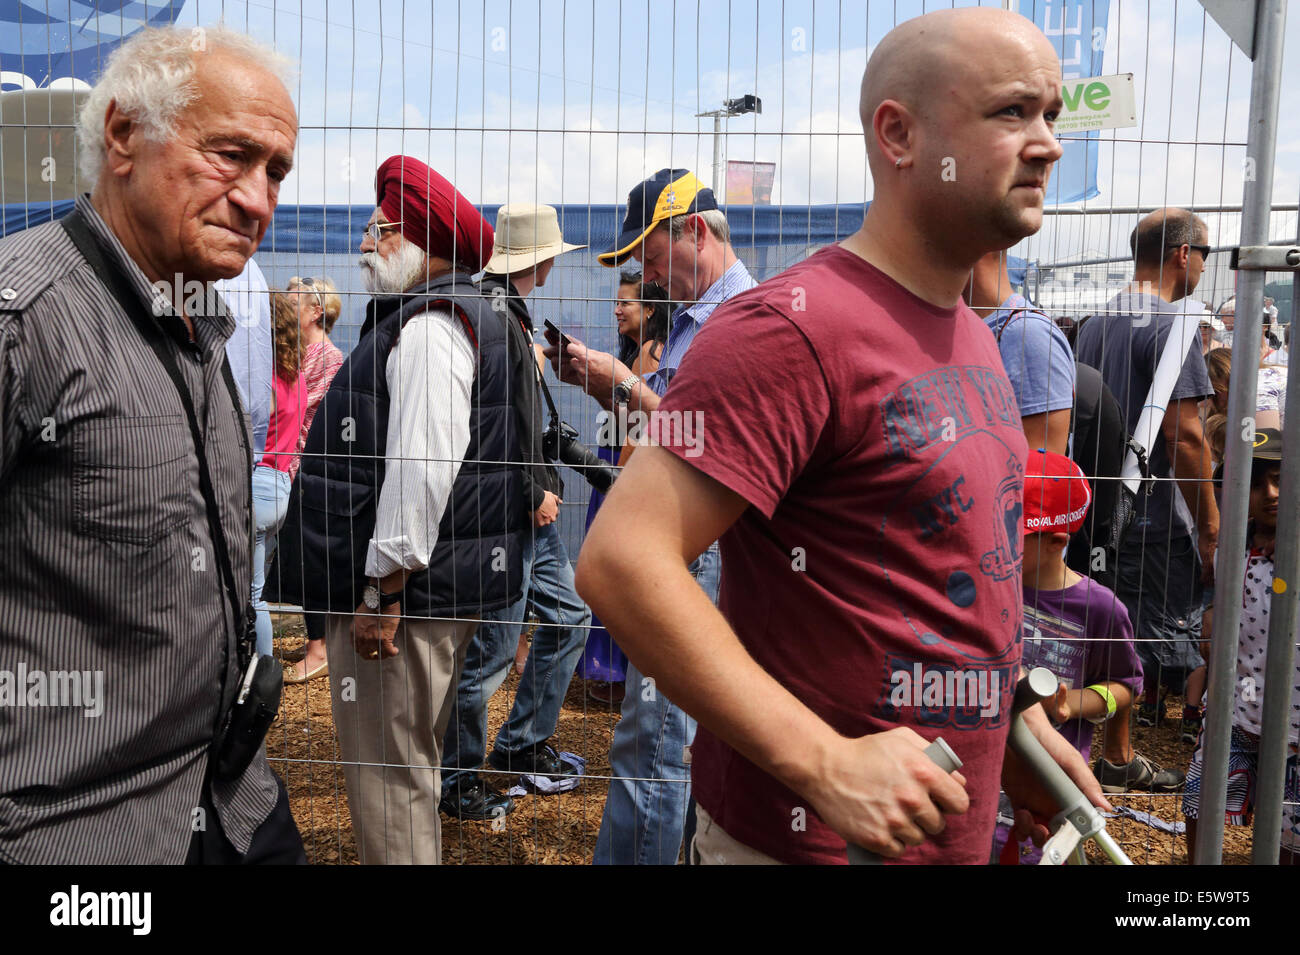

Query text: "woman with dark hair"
[614, 269, 670, 375]
[251, 291, 307, 658]
[579, 271, 670, 704]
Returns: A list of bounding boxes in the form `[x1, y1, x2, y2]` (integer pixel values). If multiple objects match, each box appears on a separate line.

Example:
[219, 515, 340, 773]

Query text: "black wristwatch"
[362, 582, 403, 610]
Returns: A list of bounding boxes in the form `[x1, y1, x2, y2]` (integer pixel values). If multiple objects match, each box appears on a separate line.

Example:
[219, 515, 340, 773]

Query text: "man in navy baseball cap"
[543, 165, 756, 864]
[598, 168, 719, 267]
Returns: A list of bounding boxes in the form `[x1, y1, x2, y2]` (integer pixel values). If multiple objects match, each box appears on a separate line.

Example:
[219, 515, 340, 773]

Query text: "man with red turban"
[274, 156, 530, 864]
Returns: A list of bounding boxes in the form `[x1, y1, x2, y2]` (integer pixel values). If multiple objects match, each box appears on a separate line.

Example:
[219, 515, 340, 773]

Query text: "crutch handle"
[846, 737, 962, 864]
[1004, 668, 1133, 865]
[1013, 666, 1060, 716]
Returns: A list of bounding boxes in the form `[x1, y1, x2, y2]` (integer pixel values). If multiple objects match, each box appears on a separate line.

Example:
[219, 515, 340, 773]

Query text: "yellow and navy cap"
[598, 168, 717, 267]
[1213, 427, 1284, 485]
[1253, 428, 1283, 461]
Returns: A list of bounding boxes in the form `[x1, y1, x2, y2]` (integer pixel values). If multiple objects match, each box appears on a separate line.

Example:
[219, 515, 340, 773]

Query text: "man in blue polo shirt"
[544, 168, 755, 864]
[964, 250, 1075, 454]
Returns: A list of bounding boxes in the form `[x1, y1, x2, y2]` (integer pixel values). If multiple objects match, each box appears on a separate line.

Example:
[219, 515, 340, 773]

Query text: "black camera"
[543, 416, 618, 494]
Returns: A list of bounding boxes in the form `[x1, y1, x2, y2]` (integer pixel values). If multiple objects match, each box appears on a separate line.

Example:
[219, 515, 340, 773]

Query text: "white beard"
[360, 239, 427, 294]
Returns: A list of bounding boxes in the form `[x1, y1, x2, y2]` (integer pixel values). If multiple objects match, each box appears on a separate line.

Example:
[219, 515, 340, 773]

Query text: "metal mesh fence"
[1, 0, 1297, 866]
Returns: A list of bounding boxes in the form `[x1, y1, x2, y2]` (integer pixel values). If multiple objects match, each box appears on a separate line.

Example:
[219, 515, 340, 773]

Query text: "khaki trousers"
[690, 804, 784, 865]
[326, 613, 477, 864]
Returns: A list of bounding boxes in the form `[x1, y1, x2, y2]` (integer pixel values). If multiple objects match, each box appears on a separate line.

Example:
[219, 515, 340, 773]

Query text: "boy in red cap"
[997, 451, 1167, 861]
[1022, 451, 1180, 792]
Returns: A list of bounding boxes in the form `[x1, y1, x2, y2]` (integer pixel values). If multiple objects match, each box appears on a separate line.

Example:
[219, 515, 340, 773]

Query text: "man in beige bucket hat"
[482, 202, 585, 276]
[440, 203, 595, 819]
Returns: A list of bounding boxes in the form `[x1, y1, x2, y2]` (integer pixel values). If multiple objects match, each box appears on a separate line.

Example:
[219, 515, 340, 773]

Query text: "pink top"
[291, 339, 344, 480]
[261, 371, 307, 472]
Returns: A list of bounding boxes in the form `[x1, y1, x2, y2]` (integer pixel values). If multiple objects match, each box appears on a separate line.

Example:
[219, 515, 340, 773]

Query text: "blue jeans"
[442, 521, 592, 789]
[593, 544, 721, 865]
[251, 465, 292, 657]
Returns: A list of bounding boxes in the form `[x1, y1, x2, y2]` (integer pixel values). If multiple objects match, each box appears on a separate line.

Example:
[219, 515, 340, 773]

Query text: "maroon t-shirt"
[658, 245, 1028, 864]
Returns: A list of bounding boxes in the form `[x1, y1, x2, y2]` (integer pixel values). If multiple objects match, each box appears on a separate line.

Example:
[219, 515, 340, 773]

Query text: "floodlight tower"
[695, 94, 761, 200]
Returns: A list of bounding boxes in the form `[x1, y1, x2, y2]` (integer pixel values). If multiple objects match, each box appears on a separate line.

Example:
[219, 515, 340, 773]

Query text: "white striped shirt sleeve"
[364, 307, 475, 578]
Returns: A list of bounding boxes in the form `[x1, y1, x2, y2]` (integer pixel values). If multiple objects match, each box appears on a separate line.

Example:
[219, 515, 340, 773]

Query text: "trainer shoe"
[439, 774, 515, 821]
[1135, 702, 1162, 727]
[1093, 751, 1185, 794]
[489, 741, 577, 782]
[1180, 710, 1203, 745]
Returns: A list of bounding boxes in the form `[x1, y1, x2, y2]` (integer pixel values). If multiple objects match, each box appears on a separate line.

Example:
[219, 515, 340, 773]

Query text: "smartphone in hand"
[543, 319, 577, 348]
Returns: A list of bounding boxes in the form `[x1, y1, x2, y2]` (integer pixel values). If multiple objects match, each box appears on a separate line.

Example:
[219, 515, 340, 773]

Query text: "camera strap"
[535, 362, 563, 425]
[59, 209, 254, 706]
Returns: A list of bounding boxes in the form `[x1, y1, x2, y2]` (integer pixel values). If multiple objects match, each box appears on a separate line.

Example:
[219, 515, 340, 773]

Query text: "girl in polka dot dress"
[1182, 429, 1299, 863]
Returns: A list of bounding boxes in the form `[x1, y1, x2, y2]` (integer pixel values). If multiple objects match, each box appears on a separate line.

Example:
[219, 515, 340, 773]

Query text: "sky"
[6, 0, 1300, 267]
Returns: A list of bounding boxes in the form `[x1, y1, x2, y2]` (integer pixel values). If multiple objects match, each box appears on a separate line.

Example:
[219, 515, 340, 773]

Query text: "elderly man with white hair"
[0, 26, 303, 863]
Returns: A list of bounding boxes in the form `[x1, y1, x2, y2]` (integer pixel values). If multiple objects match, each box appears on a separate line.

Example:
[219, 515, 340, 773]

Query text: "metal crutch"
[846, 667, 1132, 864]
[1006, 667, 1132, 865]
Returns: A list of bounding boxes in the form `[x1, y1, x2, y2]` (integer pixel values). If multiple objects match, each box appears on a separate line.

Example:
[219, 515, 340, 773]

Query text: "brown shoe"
[587, 681, 625, 705]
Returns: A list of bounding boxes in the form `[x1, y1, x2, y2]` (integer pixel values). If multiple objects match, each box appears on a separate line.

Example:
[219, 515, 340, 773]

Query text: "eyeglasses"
[363, 220, 403, 242]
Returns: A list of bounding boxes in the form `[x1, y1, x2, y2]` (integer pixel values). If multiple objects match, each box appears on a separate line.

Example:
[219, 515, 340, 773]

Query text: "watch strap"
[614, 373, 641, 404]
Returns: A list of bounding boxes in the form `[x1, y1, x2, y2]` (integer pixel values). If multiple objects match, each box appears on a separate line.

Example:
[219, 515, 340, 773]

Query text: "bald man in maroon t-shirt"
[575, 6, 1110, 865]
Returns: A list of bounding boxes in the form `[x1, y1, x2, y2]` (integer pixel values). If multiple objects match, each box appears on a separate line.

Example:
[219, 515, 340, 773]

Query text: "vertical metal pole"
[1251, 223, 1300, 863]
[712, 113, 723, 196]
[1195, 0, 1287, 865]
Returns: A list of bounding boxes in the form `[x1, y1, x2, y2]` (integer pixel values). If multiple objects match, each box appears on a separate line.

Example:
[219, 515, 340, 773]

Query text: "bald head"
[860, 8, 1059, 173]
[845, 7, 1063, 294]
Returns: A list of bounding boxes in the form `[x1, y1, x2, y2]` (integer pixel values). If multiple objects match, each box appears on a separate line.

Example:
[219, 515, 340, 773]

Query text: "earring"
[895, 157, 904, 169]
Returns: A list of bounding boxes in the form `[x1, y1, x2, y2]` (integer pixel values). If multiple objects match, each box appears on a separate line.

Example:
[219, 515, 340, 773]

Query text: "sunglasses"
[292, 276, 325, 312]
[1168, 242, 1211, 259]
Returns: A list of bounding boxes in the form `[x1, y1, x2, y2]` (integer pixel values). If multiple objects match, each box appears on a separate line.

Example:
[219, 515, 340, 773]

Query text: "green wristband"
[1084, 684, 1118, 724]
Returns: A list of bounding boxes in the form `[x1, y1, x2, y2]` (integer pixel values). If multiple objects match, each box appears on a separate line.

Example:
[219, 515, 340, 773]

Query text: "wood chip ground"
[268, 615, 1252, 865]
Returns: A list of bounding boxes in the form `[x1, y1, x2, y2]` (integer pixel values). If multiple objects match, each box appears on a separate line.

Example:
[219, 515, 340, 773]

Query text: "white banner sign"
[1055, 73, 1137, 133]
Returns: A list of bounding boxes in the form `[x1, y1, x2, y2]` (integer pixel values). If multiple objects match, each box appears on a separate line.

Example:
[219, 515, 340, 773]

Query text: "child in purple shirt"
[995, 452, 1157, 863]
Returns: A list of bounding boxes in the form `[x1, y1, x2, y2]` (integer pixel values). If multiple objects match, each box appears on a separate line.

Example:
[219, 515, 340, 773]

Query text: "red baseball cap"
[1023, 450, 1092, 535]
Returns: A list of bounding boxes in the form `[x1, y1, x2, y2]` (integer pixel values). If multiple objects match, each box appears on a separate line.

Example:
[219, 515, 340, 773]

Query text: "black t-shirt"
[1075, 292, 1213, 539]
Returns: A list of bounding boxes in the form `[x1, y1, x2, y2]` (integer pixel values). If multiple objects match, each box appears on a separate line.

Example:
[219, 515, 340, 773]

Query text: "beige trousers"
[690, 804, 784, 865]
[326, 613, 477, 865]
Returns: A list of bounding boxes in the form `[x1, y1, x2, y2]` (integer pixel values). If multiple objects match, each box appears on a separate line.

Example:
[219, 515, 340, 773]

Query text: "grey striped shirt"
[0, 195, 279, 863]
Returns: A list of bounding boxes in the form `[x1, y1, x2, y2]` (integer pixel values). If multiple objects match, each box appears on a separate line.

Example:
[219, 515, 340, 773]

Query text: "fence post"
[1250, 211, 1300, 863]
[1193, 0, 1288, 865]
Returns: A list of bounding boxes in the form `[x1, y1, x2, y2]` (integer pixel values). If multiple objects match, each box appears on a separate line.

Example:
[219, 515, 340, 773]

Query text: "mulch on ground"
[268, 614, 622, 865]
[267, 614, 1252, 865]
[1087, 696, 1253, 865]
